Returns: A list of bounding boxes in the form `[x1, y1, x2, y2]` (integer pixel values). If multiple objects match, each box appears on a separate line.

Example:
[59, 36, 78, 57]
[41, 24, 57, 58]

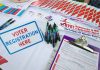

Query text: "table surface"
[0, 6, 100, 70]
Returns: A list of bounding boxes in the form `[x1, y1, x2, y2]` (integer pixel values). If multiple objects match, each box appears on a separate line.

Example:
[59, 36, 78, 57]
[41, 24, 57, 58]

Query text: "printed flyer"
[0, 21, 43, 54]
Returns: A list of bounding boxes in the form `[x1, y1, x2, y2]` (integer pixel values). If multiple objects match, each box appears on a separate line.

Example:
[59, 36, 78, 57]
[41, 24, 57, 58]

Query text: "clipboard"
[49, 35, 100, 70]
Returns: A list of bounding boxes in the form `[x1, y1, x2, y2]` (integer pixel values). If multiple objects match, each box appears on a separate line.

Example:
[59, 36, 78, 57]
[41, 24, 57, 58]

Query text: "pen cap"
[10, 0, 29, 3]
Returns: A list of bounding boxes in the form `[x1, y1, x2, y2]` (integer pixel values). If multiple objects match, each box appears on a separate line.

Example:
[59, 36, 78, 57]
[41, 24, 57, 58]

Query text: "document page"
[50, 39, 99, 70]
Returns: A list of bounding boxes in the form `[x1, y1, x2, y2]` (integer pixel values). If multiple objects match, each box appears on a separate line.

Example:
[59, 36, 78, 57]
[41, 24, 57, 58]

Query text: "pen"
[0, 18, 15, 30]
[46, 22, 49, 31]
[45, 31, 48, 42]
[1, 18, 13, 25]
[45, 22, 50, 43]
[47, 24, 52, 43]
[69, 41, 94, 53]
[52, 30, 56, 47]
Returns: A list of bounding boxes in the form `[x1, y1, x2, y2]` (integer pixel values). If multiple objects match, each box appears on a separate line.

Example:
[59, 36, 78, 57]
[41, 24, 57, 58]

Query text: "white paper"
[50, 39, 99, 70]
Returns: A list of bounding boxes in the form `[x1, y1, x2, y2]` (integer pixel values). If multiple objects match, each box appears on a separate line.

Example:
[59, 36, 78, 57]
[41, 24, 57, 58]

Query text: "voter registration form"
[50, 35, 99, 70]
